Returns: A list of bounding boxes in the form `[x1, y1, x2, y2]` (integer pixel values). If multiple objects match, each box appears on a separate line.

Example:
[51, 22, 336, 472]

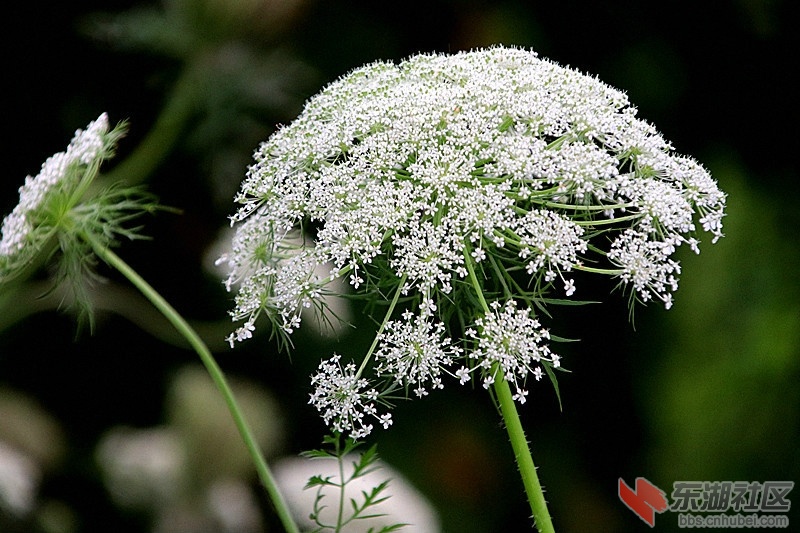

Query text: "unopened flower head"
[223, 46, 727, 439]
[0, 114, 159, 323]
[1, 114, 114, 271]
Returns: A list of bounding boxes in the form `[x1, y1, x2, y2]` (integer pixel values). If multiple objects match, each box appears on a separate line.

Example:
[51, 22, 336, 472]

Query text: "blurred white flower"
[206, 479, 264, 533]
[96, 426, 187, 510]
[0, 441, 40, 517]
[95, 363, 284, 533]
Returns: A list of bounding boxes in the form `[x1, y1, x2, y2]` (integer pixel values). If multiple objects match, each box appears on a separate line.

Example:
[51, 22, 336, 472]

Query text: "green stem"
[463, 244, 555, 533]
[575, 264, 622, 275]
[492, 377, 555, 533]
[355, 274, 407, 378]
[89, 242, 300, 533]
[336, 436, 346, 533]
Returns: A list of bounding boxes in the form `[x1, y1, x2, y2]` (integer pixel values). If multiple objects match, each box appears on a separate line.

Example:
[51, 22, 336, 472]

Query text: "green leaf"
[301, 448, 337, 460]
[304, 475, 337, 489]
[536, 297, 600, 307]
[351, 443, 379, 478]
[543, 362, 563, 411]
[372, 524, 408, 533]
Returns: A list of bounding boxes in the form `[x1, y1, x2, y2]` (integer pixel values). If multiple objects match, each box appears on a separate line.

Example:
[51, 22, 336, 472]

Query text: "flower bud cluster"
[1, 114, 112, 268]
[1, 114, 159, 324]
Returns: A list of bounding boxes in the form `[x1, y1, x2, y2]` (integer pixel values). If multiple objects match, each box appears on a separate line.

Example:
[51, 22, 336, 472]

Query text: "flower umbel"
[223, 46, 727, 440]
[309, 355, 392, 440]
[374, 310, 462, 398]
[466, 300, 558, 404]
[1, 114, 115, 270]
[0, 114, 159, 323]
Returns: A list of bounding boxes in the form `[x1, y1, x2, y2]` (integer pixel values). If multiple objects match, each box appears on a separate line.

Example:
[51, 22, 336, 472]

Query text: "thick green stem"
[492, 377, 555, 533]
[90, 243, 300, 533]
[463, 244, 555, 533]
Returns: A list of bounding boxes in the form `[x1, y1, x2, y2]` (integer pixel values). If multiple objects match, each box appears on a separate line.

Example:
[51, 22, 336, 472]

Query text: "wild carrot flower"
[374, 310, 462, 398]
[0, 114, 158, 321]
[464, 300, 557, 404]
[309, 355, 392, 440]
[222, 45, 726, 439]
[1, 114, 114, 271]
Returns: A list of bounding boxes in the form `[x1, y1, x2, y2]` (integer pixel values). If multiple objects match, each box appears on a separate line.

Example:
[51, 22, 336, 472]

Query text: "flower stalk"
[465, 242, 554, 531]
[87, 238, 300, 533]
[356, 273, 407, 379]
[494, 376, 555, 533]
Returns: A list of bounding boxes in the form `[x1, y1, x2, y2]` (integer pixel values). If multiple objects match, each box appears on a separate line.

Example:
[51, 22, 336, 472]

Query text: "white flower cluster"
[374, 309, 463, 398]
[0, 114, 110, 261]
[222, 46, 726, 438]
[464, 300, 558, 404]
[309, 355, 393, 440]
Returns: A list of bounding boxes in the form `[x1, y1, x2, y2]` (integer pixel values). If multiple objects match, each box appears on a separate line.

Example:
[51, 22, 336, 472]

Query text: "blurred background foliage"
[1, 0, 797, 532]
